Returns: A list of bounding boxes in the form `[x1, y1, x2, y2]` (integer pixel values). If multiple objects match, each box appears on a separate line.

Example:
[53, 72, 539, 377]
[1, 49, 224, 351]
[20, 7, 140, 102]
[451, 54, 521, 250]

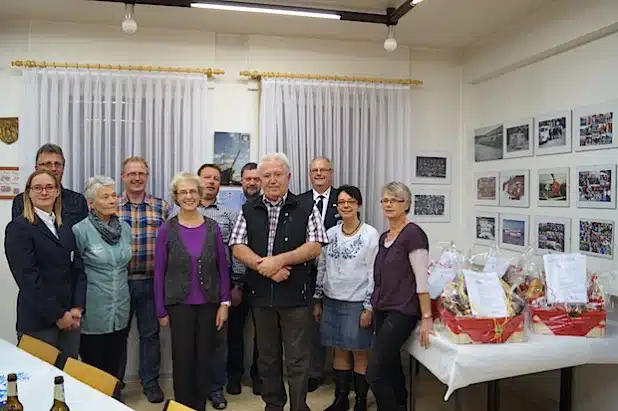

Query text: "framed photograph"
[499, 170, 530, 207]
[537, 167, 569, 207]
[579, 218, 614, 259]
[576, 164, 616, 209]
[503, 118, 534, 158]
[411, 151, 451, 185]
[534, 110, 572, 155]
[573, 101, 618, 152]
[412, 189, 450, 223]
[474, 211, 499, 246]
[474, 124, 504, 162]
[533, 216, 571, 255]
[499, 213, 529, 251]
[474, 171, 499, 206]
[214, 131, 251, 186]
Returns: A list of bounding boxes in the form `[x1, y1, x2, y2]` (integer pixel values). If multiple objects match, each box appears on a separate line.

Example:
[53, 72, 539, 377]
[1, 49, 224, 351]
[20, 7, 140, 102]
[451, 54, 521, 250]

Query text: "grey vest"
[164, 216, 220, 306]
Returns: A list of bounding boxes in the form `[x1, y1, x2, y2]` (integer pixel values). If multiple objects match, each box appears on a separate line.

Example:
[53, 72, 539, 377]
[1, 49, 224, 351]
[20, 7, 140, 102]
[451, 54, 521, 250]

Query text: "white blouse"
[314, 222, 380, 309]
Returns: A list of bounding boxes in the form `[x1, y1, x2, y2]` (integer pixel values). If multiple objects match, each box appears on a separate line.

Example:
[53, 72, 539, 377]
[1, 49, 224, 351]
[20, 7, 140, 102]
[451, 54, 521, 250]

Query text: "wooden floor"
[123, 369, 550, 411]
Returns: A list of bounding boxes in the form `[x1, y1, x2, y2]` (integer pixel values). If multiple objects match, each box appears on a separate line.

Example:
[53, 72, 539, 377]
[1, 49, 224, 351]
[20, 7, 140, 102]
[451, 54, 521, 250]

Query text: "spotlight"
[122, 3, 138, 34]
[383, 25, 397, 52]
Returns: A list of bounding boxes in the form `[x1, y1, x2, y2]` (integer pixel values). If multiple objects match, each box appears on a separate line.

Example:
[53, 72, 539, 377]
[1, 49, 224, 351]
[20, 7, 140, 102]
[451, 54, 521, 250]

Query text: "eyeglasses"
[310, 168, 332, 174]
[30, 184, 58, 193]
[176, 189, 200, 197]
[380, 198, 405, 205]
[125, 172, 148, 179]
[37, 161, 65, 169]
[337, 200, 358, 206]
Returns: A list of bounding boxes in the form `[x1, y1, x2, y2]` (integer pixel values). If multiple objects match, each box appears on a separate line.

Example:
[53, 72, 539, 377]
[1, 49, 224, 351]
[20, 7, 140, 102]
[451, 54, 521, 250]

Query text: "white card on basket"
[483, 256, 510, 278]
[428, 265, 456, 299]
[543, 253, 588, 304]
[463, 269, 509, 318]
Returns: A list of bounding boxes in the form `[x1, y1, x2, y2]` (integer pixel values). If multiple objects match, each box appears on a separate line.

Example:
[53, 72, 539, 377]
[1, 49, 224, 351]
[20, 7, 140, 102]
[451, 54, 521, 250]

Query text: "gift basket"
[525, 255, 612, 338]
[436, 248, 527, 344]
[427, 242, 466, 321]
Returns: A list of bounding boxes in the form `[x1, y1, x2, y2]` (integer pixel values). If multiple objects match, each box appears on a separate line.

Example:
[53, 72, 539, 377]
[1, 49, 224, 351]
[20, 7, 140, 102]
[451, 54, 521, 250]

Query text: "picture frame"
[576, 164, 616, 209]
[474, 171, 499, 206]
[503, 118, 534, 159]
[214, 131, 251, 186]
[474, 124, 504, 162]
[474, 211, 500, 247]
[411, 151, 451, 185]
[534, 110, 572, 156]
[499, 213, 530, 252]
[537, 167, 570, 207]
[533, 215, 571, 255]
[573, 101, 618, 152]
[499, 169, 530, 208]
[579, 218, 614, 260]
[411, 189, 450, 223]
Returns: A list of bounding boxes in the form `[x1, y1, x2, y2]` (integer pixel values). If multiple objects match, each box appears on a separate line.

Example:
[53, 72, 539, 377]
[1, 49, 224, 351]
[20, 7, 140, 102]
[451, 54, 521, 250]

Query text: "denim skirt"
[321, 296, 373, 350]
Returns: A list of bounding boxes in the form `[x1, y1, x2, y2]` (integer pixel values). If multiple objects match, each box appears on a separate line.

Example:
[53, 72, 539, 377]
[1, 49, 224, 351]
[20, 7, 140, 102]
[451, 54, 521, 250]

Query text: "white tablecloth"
[403, 322, 618, 400]
[0, 338, 132, 410]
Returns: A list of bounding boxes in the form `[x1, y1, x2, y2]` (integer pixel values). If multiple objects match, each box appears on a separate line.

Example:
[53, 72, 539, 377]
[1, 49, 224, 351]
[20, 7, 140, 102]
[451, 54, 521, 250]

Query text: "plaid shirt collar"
[262, 193, 287, 208]
[201, 199, 220, 209]
[120, 192, 154, 206]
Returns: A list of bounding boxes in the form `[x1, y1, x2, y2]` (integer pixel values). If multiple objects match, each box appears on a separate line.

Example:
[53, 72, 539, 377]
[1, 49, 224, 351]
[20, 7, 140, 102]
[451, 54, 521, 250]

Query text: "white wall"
[462, 0, 618, 409]
[0, 19, 462, 379]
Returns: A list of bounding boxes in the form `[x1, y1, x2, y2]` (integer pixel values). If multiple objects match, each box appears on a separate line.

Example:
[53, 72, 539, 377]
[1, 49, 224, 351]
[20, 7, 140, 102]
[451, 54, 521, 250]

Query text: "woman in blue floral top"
[312, 185, 379, 411]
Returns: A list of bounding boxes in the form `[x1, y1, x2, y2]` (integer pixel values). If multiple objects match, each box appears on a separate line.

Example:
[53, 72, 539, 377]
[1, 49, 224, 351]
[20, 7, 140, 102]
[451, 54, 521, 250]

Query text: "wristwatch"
[422, 313, 432, 319]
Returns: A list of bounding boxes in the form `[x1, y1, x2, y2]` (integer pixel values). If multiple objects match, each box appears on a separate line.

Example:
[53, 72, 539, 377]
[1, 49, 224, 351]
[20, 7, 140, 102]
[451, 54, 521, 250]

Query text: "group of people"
[4, 144, 434, 411]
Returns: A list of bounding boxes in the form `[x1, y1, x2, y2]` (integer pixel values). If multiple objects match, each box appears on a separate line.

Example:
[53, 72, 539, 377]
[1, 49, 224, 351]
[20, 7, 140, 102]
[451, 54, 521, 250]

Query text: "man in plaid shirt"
[230, 152, 328, 411]
[117, 157, 168, 404]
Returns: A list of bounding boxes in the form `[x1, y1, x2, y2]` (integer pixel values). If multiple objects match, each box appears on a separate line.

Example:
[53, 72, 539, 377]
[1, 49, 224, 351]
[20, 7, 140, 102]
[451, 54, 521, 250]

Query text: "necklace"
[342, 221, 362, 236]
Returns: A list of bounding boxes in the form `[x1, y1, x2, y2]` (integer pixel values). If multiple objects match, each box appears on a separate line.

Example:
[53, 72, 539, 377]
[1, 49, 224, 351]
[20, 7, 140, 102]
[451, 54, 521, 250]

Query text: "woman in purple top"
[366, 182, 434, 411]
[154, 172, 231, 411]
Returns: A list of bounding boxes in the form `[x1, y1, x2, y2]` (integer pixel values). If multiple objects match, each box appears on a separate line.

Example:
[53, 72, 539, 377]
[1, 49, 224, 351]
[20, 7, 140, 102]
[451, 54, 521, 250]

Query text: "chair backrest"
[63, 357, 119, 397]
[163, 399, 196, 411]
[17, 334, 61, 366]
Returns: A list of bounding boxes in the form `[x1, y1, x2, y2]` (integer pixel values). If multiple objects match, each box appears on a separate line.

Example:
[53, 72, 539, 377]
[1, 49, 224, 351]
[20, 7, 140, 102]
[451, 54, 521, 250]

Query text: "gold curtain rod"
[239, 70, 422, 86]
[11, 60, 225, 77]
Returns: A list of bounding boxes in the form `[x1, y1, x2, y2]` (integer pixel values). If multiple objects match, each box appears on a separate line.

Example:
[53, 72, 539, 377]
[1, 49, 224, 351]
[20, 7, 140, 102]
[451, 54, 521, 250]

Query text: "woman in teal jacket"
[72, 176, 132, 379]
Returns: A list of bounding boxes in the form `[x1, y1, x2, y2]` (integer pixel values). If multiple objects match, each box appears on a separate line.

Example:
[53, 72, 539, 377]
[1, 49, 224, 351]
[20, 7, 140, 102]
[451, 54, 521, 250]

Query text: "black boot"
[353, 373, 368, 411]
[324, 370, 351, 411]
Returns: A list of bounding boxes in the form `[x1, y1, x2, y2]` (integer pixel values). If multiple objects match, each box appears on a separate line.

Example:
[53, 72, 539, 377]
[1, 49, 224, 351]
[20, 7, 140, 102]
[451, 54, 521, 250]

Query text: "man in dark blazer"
[298, 156, 340, 392]
[12, 143, 89, 227]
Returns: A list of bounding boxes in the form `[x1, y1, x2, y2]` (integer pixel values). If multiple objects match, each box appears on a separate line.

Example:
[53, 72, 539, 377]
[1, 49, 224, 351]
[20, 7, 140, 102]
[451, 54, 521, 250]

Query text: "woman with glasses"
[313, 185, 379, 411]
[366, 182, 434, 411]
[72, 176, 132, 379]
[154, 172, 231, 411]
[4, 170, 86, 358]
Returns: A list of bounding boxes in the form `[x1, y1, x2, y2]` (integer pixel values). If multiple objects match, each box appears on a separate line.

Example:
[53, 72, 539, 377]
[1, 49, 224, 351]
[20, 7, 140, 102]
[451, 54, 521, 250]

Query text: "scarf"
[89, 211, 122, 245]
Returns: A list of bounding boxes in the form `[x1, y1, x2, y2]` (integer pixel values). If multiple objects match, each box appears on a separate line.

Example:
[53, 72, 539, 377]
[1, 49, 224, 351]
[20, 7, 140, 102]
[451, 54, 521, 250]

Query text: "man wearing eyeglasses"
[116, 156, 168, 404]
[298, 156, 340, 392]
[11, 143, 88, 227]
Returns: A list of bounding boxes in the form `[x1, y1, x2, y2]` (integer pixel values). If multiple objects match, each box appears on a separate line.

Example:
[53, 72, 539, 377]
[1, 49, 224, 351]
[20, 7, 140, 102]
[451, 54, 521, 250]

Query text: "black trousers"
[80, 327, 129, 379]
[366, 310, 418, 411]
[253, 305, 311, 411]
[168, 303, 218, 411]
[226, 297, 260, 381]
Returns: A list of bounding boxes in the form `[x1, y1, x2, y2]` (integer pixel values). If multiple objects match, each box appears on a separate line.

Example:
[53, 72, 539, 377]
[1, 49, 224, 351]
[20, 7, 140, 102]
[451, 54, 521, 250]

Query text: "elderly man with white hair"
[230, 152, 328, 411]
[72, 176, 132, 382]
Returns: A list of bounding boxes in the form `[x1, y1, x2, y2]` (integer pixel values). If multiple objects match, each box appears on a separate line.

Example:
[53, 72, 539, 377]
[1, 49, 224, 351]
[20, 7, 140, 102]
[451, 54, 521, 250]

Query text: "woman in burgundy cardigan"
[366, 181, 434, 411]
[154, 172, 230, 411]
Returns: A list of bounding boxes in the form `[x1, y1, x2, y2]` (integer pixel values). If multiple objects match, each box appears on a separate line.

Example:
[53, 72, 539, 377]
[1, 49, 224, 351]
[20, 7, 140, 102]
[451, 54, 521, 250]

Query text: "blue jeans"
[210, 324, 228, 394]
[118, 279, 161, 389]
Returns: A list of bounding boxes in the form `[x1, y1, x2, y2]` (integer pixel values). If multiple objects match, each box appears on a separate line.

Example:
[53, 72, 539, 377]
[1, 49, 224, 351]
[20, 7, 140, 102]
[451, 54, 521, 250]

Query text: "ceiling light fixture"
[121, 3, 138, 34]
[190, 2, 341, 20]
[383, 25, 397, 52]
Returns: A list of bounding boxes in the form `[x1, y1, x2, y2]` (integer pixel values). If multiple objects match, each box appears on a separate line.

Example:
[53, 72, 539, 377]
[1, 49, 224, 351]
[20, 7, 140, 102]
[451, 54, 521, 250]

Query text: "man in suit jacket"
[12, 143, 89, 227]
[298, 156, 340, 392]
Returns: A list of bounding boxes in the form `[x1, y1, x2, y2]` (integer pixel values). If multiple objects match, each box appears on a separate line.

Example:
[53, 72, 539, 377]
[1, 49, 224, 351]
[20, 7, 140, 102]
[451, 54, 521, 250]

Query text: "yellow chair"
[17, 334, 61, 366]
[63, 357, 119, 397]
[163, 400, 196, 411]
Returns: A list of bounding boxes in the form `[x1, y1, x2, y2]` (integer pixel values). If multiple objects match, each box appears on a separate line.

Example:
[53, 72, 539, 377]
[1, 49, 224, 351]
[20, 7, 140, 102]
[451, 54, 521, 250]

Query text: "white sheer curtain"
[19, 69, 209, 199]
[259, 78, 413, 232]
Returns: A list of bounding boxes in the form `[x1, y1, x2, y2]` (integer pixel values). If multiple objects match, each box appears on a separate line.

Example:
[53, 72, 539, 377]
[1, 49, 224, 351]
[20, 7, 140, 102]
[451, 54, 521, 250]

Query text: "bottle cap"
[54, 376, 64, 384]
[7, 373, 17, 382]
